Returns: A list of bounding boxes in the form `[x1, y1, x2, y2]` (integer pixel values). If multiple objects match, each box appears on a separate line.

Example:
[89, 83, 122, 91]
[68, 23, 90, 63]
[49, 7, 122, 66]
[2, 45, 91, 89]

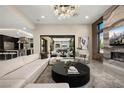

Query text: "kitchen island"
[0, 50, 18, 60]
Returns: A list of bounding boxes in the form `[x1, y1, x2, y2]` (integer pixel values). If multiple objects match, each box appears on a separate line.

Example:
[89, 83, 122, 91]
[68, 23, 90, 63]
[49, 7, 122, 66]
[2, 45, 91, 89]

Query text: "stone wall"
[103, 5, 124, 60]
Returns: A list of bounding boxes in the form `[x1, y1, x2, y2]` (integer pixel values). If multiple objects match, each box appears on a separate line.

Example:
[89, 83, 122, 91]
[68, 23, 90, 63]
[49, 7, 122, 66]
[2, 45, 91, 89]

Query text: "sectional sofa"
[0, 54, 69, 88]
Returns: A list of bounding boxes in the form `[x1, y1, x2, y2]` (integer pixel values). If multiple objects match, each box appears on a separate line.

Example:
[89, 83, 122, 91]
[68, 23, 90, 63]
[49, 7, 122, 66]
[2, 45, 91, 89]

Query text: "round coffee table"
[52, 62, 90, 88]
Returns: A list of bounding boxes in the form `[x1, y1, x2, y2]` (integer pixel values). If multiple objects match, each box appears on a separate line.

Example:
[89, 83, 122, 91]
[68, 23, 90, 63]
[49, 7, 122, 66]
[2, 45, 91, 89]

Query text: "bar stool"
[0, 52, 3, 60]
[7, 52, 12, 59]
[2, 52, 8, 60]
[11, 52, 16, 58]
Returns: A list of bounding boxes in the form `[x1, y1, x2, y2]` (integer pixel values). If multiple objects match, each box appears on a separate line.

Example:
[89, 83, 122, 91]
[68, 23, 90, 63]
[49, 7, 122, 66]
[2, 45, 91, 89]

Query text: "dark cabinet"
[0, 35, 19, 50]
[0, 35, 4, 51]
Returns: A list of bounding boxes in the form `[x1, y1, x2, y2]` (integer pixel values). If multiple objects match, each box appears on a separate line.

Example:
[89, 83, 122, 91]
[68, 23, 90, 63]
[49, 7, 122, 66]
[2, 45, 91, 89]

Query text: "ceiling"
[16, 5, 111, 24]
[53, 38, 71, 41]
[0, 6, 34, 31]
[0, 29, 33, 38]
[0, 5, 111, 38]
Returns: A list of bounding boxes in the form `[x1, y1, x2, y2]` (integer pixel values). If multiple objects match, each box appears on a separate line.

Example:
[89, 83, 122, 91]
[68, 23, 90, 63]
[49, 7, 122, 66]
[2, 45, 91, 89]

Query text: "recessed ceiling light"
[85, 16, 89, 19]
[41, 16, 45, 19]
[16, 32, 20, 35]
[23, 27, 26, 30]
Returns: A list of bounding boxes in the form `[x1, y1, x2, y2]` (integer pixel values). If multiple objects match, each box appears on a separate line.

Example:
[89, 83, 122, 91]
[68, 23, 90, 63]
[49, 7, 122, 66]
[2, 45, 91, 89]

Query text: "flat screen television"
[109, 26, 124, 46]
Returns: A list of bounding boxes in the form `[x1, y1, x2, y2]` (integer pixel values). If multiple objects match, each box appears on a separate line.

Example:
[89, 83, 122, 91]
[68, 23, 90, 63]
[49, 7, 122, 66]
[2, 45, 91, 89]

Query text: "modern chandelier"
[53, 5, 79, 19]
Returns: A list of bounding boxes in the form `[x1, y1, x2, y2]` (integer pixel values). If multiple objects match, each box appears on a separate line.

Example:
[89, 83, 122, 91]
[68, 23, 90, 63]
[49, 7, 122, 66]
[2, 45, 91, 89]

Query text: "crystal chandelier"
[53, 5, 79, 19]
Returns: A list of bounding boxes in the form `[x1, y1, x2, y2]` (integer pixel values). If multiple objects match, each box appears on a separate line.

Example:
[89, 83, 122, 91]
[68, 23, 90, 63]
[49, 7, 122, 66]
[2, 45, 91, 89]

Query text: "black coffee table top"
[52, 62, 89, 76]
[52, 62, 90, 87]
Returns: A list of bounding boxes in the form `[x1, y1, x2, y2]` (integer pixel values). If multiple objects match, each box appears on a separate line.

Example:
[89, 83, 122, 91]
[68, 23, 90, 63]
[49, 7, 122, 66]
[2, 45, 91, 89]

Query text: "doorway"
[40, 35, 75, 59]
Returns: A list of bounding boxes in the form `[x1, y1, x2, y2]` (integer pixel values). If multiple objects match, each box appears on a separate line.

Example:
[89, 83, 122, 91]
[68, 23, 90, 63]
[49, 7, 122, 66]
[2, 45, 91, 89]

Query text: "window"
[98, 22, 104, 30]
[97, 22, 104, 54]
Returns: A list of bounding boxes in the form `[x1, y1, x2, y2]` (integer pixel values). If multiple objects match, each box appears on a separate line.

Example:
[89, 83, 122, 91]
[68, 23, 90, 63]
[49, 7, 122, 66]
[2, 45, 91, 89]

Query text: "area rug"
[35, 61, 124, 88]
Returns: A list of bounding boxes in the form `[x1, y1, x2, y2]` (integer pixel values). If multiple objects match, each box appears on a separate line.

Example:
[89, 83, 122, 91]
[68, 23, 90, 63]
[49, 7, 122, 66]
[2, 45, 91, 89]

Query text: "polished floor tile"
[36, 60, 124, 88]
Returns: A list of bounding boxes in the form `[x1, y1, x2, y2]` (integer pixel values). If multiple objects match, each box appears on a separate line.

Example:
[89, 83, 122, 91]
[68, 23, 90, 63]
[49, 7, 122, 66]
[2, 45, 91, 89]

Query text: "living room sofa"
[0, 54, 49, 87]
[0, 54, 69, 88]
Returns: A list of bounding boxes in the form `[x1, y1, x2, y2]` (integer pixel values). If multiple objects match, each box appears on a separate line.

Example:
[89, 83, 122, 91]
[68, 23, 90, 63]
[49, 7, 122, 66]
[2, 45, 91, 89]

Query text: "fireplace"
[111, 52, 124, 62]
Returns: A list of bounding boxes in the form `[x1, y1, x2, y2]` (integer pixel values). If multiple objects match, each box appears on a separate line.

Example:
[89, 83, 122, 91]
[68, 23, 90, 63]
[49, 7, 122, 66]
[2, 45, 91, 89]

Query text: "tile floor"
[36, 60, 124, 88]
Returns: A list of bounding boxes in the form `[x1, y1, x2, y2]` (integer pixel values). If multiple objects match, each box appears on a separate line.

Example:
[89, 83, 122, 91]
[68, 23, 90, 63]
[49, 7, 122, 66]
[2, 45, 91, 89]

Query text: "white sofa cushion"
[0, 57, 24, 78]
[1, 59, 48, 81]
[12, 56, 24, 63]
[23, 54, 40, 64]
[25, 83, 69, 88]
[0, 79, 25, 88]
[26, 59, 49, 83]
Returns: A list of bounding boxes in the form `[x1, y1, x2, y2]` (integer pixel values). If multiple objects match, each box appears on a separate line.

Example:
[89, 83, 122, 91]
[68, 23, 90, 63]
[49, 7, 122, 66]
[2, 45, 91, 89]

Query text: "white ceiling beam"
[7, 5, 35, 30]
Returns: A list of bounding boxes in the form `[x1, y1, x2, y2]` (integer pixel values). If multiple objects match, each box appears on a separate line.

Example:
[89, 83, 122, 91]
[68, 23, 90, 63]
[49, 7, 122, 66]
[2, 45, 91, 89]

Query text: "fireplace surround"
[111, 52, 124, 62]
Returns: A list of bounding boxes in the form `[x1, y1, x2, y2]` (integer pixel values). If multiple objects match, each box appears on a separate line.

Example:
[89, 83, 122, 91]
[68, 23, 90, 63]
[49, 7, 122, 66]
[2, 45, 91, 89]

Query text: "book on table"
[67, 66, 79, 74]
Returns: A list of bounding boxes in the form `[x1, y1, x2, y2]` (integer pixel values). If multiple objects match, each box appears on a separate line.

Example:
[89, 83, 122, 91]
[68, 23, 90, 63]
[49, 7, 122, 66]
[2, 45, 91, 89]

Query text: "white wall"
[33, 24, 92, 59]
